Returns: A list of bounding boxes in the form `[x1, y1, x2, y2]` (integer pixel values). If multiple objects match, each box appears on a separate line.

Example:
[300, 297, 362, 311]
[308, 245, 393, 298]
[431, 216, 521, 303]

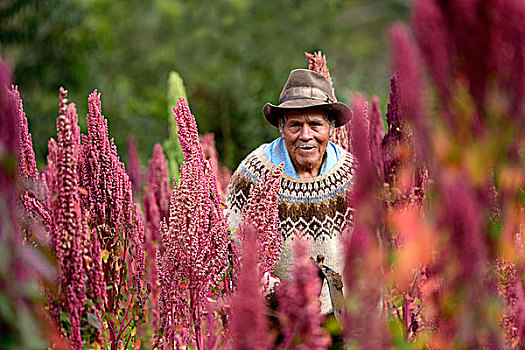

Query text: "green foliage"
[164, 71, 187, 182]
[1, 0, 409, 169]
[0, 0, 96, 166]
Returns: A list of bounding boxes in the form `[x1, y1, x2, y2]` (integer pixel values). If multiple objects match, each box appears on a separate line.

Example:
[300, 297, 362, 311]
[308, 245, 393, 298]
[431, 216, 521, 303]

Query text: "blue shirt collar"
[262, 137, 339, 179]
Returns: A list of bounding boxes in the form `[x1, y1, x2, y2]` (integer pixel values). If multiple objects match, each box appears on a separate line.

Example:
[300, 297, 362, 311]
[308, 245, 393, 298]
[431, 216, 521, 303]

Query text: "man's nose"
[299, 124, 313, 140]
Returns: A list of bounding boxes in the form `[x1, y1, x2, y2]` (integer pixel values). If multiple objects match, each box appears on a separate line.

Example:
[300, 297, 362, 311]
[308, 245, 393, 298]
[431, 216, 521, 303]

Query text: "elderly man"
[226, 69, 355, 315]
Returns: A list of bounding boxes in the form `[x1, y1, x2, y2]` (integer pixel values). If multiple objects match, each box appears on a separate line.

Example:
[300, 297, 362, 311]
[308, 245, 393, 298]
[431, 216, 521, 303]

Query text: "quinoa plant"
[17, 88, 148, 349]
[156, 98, 230, 348]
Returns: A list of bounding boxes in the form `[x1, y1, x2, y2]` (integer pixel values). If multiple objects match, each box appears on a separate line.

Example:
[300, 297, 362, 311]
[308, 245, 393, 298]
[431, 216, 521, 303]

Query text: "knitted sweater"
[226, 143, 356, 314]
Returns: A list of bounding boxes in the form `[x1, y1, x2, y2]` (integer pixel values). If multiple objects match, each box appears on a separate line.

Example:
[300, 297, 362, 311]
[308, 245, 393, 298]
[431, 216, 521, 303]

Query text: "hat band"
[279, 87, 333, 104]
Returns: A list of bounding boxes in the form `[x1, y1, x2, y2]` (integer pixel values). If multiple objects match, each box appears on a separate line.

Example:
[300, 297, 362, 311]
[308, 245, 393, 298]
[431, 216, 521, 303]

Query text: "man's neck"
[292, 159, 323, 179]
[296, 169, 320, 179]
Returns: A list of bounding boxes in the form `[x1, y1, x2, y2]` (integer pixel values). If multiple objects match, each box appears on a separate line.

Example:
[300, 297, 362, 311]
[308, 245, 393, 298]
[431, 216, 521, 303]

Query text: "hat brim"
[263, 99, 352, 128]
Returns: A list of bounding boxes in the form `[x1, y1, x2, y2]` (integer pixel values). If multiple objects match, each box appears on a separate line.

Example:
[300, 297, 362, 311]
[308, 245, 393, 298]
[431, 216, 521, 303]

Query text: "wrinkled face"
[279, 109, 332, 173]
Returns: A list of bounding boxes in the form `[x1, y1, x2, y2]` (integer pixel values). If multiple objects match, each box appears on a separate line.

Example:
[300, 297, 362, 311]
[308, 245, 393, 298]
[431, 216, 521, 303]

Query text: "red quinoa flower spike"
[13, 85, 52, 242]
[11, 86, 38, 179]
[306, 51, 333, 88]
[276, 237, 331, 350]
[390, 24, 428, 160]
[368, 96, 384, 178]
[381, 72, 428, 209]
[413, 0, 525, 120]
[231, 223, 271, 350]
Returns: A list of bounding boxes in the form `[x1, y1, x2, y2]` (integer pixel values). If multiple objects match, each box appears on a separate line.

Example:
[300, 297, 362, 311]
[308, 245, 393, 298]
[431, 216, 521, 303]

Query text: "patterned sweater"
[226, 144, 356, 314]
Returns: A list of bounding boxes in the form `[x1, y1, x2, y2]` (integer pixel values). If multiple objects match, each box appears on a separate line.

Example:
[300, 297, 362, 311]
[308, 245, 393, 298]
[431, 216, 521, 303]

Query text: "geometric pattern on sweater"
[226, 143, 356, 314]
[226, 143, 356, 241]
[278, 206, 354, 241]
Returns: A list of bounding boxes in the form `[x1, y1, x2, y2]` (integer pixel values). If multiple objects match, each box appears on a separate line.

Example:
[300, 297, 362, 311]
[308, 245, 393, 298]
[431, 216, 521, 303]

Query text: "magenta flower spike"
[131, 203, 146, 298]
[276, 238, 331, 350]
[10, 86, 38, 179]
[81, 90, 142, 239]
[368, 96, 384, 177]
[53, 87, 86, 349]
[381, 73, 404, 190]
[231, 223, 271, 350]
[68, 90, 148, 338]
[15, 85, 51, 243]
[0, 56, 21, 239]
[81, 89, 126, 229]
[147, 143, 171, 222]
[344, 92, 390, 347]
[412, 0, 452, 100]
[200, 132, 232, 201]
[240, 162, 283, 279]
[390, 24, 428, 159]
[142, 144, 173, 333]
[414, 0, 525, 119]
[127, 135, 143, 195]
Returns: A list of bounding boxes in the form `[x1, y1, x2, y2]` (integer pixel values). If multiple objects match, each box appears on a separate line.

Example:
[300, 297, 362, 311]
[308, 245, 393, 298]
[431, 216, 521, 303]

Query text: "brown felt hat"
[263, 69, 352, 128]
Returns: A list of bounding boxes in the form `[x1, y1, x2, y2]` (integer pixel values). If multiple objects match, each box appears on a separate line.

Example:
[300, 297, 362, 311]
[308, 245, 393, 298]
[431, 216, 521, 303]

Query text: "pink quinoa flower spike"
[53, 87, 87, 349]
[200, 132, 232, 201]
[156, 98, 230, 347]
[142, 145, 171, 333]
[240, 162, 284, 280]
[147, 143, 171, 222]
[127, 135, 144, 195]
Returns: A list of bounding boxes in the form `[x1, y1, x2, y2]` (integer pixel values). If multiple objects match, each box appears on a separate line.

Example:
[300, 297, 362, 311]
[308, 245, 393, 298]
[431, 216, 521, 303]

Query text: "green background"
[0, 0, 409, 170]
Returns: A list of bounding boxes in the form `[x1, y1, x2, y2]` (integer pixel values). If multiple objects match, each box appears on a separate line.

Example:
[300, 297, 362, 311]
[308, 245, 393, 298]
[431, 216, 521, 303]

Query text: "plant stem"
[116, 293, 134, 341]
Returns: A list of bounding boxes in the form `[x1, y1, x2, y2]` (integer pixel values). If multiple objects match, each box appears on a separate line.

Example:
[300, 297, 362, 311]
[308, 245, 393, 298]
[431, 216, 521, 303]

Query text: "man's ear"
[278, 119, 285, 139]
[328, 119, 335, 137]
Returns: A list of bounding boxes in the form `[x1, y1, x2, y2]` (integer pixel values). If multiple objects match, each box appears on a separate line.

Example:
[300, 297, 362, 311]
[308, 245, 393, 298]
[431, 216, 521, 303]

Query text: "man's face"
[279, 109, 332, 174]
